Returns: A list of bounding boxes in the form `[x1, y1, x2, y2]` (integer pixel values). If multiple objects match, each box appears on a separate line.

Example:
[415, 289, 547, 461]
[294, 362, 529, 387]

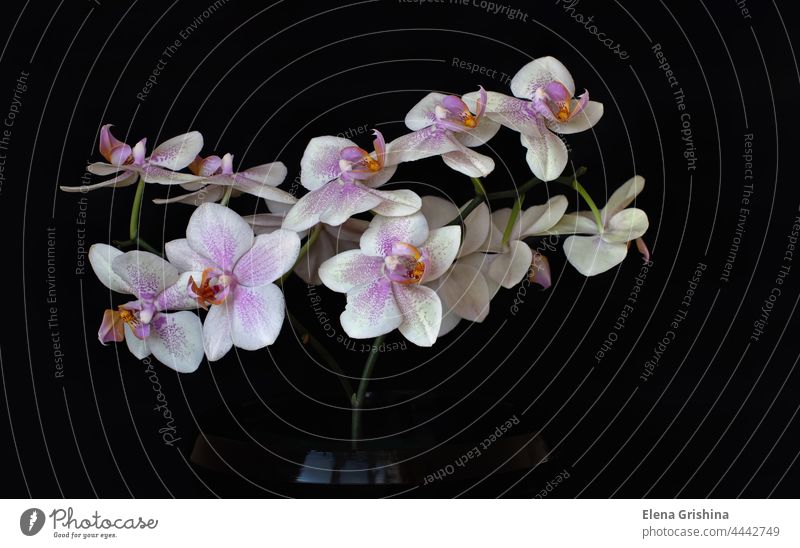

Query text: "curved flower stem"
[128, 175, 146, 241]
[351, 333, 386, 449]
[559, 179, 604, 232]
[219, 184, 234, 207]
[277, 224, 322, 285]
[501, 192, 525, 247]
[114, 237, 162, 256]
[286, 310, 353, 402]
[446, 177, 486, 226]
[484, 166, 587, 201]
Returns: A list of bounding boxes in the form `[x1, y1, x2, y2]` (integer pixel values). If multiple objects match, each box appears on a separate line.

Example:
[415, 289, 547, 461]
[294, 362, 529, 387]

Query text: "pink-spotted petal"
[360, 212, 429, 257]
[147, 311, 204, 373]
[368, 188, 422, 217]
[511, 56, 575, 100]
[341, 277, 402, 339]
[229, 284, 285, 350]
[300, 136, 356, 191]
[111, 250, 179, 299]
[393, 284, 442, 347]
[383, 126, 462, 166]
[165, 238, 214, 272]
[148, 131, 204, 170]
[138, 165, 205, 185]
[420, 226, 461, 283]
[156, 271, 202, 311]
[404, 92, 445, 130]
[186, 202, 254, 271]
[281, 181, 383, 232]
[520, 126, 568, 182]
[318, 249, 384, 293]
[234, 229, 301, 287]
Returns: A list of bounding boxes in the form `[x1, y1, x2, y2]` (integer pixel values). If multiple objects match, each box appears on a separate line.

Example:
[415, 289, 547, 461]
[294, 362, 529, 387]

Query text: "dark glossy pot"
[190, 391, 554, 497]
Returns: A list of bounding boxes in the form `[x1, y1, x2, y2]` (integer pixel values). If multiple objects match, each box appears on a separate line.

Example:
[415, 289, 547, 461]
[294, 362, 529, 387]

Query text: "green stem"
[219, 185, 234, 207]
[287, 311, 353, 402]
[565, 179, 604, 232]
[129, 175, 146, 241]
[501, 193, 525, 247]
[351, 333, 385, 449]
[485, 166, 587, 201]
[114, 237, 162, 256]
[277, 224, 322, 285]
[446, 177, 487, 226]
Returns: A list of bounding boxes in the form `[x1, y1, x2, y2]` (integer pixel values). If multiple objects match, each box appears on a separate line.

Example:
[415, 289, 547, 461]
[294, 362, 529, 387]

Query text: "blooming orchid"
[476, 195, 568, 293]
[548, 176, 649, 276]
[61, 124, 204, 192]
[153, 153, 296, 208]
[385, 87, 500, 177]
[464, 57, 603, 181]
[165, 203, 301, 360]
[318, 212, 461, 346]
[419, 196, 493, 336]
[282, 130, 421, 232]
[90, 244, 204, 373]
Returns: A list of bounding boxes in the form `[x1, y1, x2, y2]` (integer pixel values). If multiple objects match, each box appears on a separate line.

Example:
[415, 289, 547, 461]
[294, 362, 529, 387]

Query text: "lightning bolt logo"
[28, 510, 38, 532]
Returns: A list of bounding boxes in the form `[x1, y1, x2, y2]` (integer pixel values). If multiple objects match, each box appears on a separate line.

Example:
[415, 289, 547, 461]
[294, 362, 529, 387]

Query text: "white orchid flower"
[318, 212, 461, 347]
[464, 57, 603, 181]
[90, 245, 204, 373]
[165, 203, 300, 360]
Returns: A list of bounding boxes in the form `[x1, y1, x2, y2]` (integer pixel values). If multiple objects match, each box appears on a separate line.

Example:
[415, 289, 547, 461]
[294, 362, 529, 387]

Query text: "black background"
[1, 0, 799, 498]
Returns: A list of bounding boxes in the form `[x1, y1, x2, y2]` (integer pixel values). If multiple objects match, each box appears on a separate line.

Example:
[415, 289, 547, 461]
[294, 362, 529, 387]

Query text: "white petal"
[164, 238, 212, 272]
[547, 211, 601, 236]
[156, 271, 201, 311]
[318, 249, 384, 293]
[359, 163, 397, 189]
[383, 127, 461, 166]
[360, 212, 429, 257]
[124, 324, 151, 359]
[519, 195, 569, 236]
[511, 56, 575, 99]
[520, 127, 568, 182]
[87, 162, 124, 175]
[453, 117, 501, 148]
[603, 208, 649, 243]
[421, 195, 459, 230]
[230, 284, 285, 350]
[421, 226, 461, 283]
[563, 235, 628, 276]
[239, 161, 288, 187]
[138, 165, 205, 185]
[369, 188, 422, 217]
[549, 101, 603, 135]
[460, 202, 492, 256]
[152, 185, 224, 206]
[233, 229, 301, 286]
[111, 250, 179, 299]
[89, 244, 133, 293]
[404, 92, 445, 130]
[60, 171, 137, 192]
[232, 176, 297, 204]
[148, 131, 204, 170]
[487, 240, 533, 289]
[393, 284, 442, 347]
[148, 311, 205, 373]
[300, 136, 355, 191]
[186, 202, 254, 271]
[341, 278, 402, 339]
[281, 181, 381, 232]
[601, 176, 645, 223]
[438, 309, 462, 337]
[203, 303, 233, 361]
[434, 263, 490, 323]
[463, 91, 539, 135]
[441, 147, 495, 177]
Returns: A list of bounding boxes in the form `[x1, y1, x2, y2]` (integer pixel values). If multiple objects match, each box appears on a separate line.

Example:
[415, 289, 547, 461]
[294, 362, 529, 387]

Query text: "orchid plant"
[66, 56, 650, 447]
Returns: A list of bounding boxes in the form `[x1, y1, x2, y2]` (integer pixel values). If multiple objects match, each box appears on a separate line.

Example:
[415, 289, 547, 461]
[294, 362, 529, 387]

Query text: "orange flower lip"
[188, 267, 231, 309]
